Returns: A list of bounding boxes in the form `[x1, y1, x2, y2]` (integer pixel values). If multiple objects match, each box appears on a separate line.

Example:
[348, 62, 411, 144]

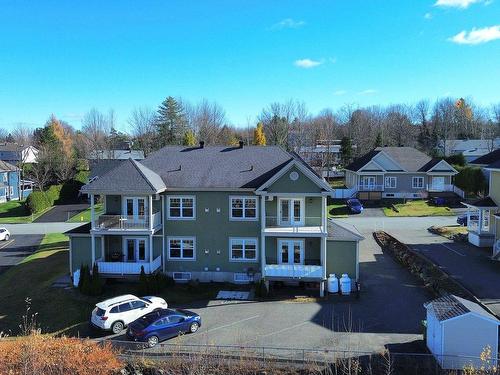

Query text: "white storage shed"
[425, 295, 500, 370]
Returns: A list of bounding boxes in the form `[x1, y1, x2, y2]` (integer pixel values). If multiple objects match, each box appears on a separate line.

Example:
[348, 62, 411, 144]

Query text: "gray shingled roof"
[89, 160, 124, 180]
[327, 220, 364, 241]
[82, 158, 166, 194]
[376, 147, 432, 172]
[425, 295, 499, 323]
[0, 160, 17, 172]
[345, 150, 381, 171]
[141, 145, 293, 189]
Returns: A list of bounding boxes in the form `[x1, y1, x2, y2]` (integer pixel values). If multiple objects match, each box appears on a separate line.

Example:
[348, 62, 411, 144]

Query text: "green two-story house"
[67, 143, 363, 296]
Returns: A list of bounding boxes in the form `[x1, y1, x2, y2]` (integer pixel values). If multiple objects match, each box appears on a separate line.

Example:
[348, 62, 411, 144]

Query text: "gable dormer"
[372, 152, 404, 171]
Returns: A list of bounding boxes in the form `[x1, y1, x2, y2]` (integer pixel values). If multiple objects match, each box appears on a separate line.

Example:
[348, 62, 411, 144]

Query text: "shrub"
[254, 279, 268, 298]
[139, 270, 173, 295]
[0, 334, 121, 375]
[90, 263, 103, 296]
[78, 265, 92, 295]
[444, 153, 466, 167]
[454, 165, 488, 195]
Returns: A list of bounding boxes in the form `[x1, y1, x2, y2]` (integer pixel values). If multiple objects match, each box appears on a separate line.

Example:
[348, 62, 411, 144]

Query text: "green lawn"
[329, 179, 347, 189]
[0, 232, 220, 337]
[383, 200, 455, 217]
[67, 203, 103, 223]
[0, 200, 51, 224]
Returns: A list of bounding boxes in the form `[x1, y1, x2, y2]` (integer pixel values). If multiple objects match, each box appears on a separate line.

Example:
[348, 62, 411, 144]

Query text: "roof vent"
[199, 141, 205, 149]
[239, 140, 244, 149]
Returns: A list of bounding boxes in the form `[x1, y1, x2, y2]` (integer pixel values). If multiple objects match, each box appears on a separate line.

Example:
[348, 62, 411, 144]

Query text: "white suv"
[0, 228, 10, 241]
[91, 294, 168, 334]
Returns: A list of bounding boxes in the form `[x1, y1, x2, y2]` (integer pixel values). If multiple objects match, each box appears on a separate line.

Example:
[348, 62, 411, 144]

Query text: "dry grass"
[429, 225, 468, 240]
[0, 334, 121, 375]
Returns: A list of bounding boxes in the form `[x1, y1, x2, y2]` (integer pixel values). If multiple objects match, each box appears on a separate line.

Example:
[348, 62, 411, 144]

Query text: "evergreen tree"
[90, 263, 102, 296]
[138, 266, 149, 295]
[253, 122, 266, 145]
[156, 96, 187, 147]
[374, 132, 382, 148]
[340, 137, 353, 166]
[182, 130, 197, 146]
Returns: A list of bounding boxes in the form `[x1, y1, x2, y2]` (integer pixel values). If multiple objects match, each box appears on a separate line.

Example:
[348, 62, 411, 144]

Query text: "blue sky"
[0, 0, 499, 132]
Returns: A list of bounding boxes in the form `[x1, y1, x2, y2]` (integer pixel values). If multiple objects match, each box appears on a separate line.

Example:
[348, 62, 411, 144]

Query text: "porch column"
[466, 209, 471, 230]
[149, 195, 153, 230]
[91, 233, 95, 268]
[321, 236, 327, 280]
[149, 234, 153, 273]
[161, 195, 166, 273]
[90, 194, 95, 229]
[478, 209, 483, 234]
[260, 195, 266, 279]
[321, 196, 327, 229]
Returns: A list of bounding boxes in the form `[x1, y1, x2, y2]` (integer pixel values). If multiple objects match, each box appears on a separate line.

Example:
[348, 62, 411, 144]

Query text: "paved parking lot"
[104, 218, 431, 353]
[0, 234, 43, 274]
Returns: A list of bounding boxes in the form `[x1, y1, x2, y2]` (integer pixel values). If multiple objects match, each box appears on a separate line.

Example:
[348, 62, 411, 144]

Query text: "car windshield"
[140, 297, 152, 304]
[350, 201, 361, 206]
[95, 307, 106, 317]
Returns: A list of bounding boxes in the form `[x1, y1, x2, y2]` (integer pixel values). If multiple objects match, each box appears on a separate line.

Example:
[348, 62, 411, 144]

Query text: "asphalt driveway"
[34, 203, 89, 223]
[0, 234, 43, 274]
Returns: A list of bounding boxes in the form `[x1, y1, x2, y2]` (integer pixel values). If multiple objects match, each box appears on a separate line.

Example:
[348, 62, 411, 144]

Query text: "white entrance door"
[279, 199, 304, 226]
[431, 177, 445, 191]
[124, 238, 147, 262]
[123, 197, 147, 223]
[278, 239, 304, 265]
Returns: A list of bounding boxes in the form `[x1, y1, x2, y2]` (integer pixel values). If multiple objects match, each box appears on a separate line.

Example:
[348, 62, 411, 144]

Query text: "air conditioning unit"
[234, 273, 253, 283]
[266, 196, 274, 201]
[173, 272, 191, 281]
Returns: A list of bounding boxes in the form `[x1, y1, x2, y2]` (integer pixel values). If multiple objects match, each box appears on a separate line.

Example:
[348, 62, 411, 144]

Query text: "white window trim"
[384, 176, 397, 189]
[229, 237, 258, 263]
[229, 196, 258, 221]
[167, 236, 196, 261]
[167, 196, 196, 220]
[412, 176, 425, 189]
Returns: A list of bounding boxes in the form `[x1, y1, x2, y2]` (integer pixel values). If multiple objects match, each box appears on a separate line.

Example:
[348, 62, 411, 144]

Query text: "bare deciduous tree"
[128, 107, 157, 156]
[81, 108, 112, 159]
[192, 99, 226, 145]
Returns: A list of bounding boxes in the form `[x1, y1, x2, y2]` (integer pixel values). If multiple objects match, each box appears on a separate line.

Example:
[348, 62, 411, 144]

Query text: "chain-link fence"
[105, 340, 498, 374]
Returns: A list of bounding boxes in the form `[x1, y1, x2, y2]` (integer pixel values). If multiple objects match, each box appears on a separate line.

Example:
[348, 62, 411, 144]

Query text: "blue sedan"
[127, 308, 201, 347]
[346, 198, 364, 214]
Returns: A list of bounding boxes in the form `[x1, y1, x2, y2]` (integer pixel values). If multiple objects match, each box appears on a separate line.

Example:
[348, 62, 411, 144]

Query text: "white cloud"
[294, 58, 323, 68]
[358, 89, 378, 95]
[434, 0, 483, 8]
[424, 12, 433, 19]
[449, 25, 500, 44]
[270, 18, 305, 30]
[333, 90, 347, 96]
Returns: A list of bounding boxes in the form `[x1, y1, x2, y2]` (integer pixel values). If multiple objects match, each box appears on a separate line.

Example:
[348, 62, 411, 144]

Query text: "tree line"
[1, 96, 499, 189]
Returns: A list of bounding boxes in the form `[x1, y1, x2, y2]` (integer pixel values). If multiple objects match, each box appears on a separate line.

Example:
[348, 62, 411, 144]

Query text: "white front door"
[279, 199, 304, 226]
[278, 239, 304, 265]
[124, 238, 147, 262]
[123, 197, 147, 223]
[431, 177, 445, 191]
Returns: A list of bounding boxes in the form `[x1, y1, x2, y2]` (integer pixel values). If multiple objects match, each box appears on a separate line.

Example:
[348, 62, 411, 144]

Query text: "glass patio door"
[124, 238, 147, 262]
[123, 197, 147, 224]
[279, 199, 303, 226]
[362, 176, 376, 190]
[278, 239, 304, 265]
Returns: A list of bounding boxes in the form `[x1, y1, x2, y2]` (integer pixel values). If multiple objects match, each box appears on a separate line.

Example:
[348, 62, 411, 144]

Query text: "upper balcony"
[92, 212, 162, 231]
[263, 216, 325, 235]
[90, 194, 162, 233]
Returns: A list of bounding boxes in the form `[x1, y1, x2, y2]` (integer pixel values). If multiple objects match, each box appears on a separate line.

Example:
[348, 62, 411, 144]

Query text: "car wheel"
[4, 235, 9, 241]
[147, 335, 159, 348]
[189, 322, 199, 333]
[111, 321, 124, 334]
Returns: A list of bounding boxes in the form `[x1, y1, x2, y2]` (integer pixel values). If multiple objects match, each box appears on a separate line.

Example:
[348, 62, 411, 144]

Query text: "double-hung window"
[384, 177, 397, 189]
[168, 196, 195, 219]
[412, 177, 424, 189]
[229, 238, 258, 262]
[168, 237, 195, 260]
[230, 197, 257, 220]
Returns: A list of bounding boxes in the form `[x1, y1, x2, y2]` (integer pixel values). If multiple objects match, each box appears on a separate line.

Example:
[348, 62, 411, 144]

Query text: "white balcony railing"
[426, 184, 455, 192]
[264, 264, 323, 279]
[265, 216, 323, 228]
[93, 213, 162, 231]
[97, 256, 162, 275]
[357, 184, 384, 192]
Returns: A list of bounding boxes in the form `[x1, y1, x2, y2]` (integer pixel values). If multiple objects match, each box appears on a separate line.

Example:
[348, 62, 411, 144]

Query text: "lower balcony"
[263, 264, 323, 280]
[96, 256, 162, 275]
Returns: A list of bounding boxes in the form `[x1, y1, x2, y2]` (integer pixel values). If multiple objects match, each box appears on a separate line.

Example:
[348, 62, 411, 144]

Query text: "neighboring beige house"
[343, 147, 459, 200]
[464, 160, 500, 251]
